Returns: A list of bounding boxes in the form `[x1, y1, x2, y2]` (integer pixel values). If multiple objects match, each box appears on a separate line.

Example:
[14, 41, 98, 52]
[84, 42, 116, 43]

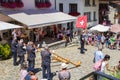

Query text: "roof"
[0, 21, 23, 30]
[1, 9, 76, 28]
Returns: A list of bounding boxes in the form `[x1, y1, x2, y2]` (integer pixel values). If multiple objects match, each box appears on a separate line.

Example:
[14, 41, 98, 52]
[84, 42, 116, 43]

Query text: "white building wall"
[22, 0, 55, 10]
[56, 0, 99, 28]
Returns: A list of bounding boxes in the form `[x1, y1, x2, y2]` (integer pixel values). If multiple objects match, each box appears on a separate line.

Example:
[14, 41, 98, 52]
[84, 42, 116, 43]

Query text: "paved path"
[0, 44, 120, 80]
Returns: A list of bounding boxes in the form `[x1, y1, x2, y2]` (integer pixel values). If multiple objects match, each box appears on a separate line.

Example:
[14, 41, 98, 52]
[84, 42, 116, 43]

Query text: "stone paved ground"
[0, 44, 120, 80]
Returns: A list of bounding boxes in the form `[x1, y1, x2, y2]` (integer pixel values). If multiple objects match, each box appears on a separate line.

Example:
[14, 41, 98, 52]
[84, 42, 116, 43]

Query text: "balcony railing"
[79, 71, 119, 80]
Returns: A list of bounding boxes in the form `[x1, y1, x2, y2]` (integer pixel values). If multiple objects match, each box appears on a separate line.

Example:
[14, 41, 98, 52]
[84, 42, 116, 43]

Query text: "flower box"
[69, 12, 80, 16]
[16, 2, 24, 8]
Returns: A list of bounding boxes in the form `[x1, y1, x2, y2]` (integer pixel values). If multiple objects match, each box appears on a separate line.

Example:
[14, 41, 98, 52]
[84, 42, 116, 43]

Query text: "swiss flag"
[76, 16, 87, 28]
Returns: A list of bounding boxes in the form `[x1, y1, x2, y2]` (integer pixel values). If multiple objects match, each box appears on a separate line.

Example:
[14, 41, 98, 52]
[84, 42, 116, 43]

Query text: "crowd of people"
[93, 48, 120, 80]
[11, 34, 71, 80]
[10, 27, 120, 80]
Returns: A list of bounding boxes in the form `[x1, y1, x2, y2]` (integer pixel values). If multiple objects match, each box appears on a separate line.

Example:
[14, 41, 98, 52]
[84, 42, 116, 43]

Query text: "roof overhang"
[1, 9, 77, 29]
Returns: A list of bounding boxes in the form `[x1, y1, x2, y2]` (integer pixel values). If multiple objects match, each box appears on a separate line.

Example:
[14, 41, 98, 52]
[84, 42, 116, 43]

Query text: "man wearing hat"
[41, 42, 52, 80]
[58, 63, 71, 80]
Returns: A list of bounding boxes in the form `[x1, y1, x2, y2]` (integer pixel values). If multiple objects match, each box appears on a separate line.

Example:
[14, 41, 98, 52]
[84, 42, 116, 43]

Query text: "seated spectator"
[30, 70, 38, 80]
[24, 69, 38, 80]
[58, 63, 71, 80]
[57, 32, 63, 40]
[114, 60, 120, 72]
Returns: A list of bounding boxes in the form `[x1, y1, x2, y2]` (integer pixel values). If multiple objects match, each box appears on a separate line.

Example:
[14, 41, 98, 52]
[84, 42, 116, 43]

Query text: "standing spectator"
[65, 35, 69, 47]
[66, 28, 70, 42]
[20, 61, 28, 80]
[17, 39, 26, 65]
[80, 31, 87, 54]
[94, 47, 104, 63]
[69, 29, 73, 42]
[58, 63, 71, 80]
[95, 54, 113, 80]
[40, 43, 52, 80]
[105, 33, 110, 48]
[12, 29, 17, 40]
[100, 54, 113, 73]
[29, 30, 34, 42]
[110, 35, 115, 49]
[11, 38, 18, 66]
[26, 42, 36, 70]
[35, 30, 39, 42]
[101, 33, 105, 49]
[97, 33, 101, 47]
[93, 47, 104, 80]
[0, 31, 2, 41]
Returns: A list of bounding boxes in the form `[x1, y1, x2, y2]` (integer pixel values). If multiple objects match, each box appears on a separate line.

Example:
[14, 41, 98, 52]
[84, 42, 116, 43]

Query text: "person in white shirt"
[12, 29, 17, 40]
[99, 54, 113, 80]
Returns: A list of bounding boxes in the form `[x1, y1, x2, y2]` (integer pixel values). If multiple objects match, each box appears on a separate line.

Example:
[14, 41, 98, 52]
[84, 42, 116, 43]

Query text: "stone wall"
[48, 40, 66, 50]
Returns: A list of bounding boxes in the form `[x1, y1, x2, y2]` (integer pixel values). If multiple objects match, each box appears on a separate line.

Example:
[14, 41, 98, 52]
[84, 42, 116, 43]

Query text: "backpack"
[93, 59, 102, 71]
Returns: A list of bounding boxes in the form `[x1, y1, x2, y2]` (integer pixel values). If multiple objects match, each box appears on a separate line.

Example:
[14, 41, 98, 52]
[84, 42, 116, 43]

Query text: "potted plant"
[0, 43, 11, 60]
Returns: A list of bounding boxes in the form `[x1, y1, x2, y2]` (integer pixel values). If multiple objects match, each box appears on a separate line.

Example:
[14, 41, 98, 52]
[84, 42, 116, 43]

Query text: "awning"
[110, 24, 120, 33]
[0, 21, 23, 30]
[2, 9, 76, 29]
[89, 24, 110, 32]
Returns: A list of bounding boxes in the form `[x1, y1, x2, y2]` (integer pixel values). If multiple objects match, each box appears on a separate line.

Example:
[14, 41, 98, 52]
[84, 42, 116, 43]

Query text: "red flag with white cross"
[76, 16, 87, 28]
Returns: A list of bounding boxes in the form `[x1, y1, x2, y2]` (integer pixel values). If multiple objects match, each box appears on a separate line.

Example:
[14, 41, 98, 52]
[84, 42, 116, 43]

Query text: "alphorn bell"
[51, 50, 81, 67]
[52, 53, 70, 64]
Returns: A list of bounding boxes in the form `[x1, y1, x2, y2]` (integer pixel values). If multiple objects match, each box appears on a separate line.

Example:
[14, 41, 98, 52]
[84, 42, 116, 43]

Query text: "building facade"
[55, 0, 99, 28]
[99, 0, 120, 24]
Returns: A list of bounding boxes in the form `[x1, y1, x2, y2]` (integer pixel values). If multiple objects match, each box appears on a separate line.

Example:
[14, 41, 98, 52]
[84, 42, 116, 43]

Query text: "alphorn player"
[40, 42, 52, 80]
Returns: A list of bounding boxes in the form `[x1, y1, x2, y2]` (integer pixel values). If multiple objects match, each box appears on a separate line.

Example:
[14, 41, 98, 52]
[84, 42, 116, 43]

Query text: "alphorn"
[52, 50, 81, 67]
[37, 48, 81, 67]
[52, 52, 70, 64]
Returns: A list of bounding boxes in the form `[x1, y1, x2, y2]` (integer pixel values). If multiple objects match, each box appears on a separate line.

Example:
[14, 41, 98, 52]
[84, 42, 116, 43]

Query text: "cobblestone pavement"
[0, 44, 120, 80]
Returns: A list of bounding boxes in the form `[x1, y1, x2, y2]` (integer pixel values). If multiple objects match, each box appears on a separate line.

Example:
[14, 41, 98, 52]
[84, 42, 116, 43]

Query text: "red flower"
[36, 3, 43, 8]
[8, 2, 17, 8]
[36, 2, 51, 8]
[1, 2, 9, 8]
[16, 2, 24, 8]
[42, 3, 46, 8]
[45, 2, 51, 8]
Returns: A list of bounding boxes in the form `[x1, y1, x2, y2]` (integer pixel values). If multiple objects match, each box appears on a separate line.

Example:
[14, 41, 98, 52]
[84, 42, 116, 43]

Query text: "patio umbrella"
[0, 21, 23, 30]
[110, 24, 120, 33]
[89, 24, 110, 32]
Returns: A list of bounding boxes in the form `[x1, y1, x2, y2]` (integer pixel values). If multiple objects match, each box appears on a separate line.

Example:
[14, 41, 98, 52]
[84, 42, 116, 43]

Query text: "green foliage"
[0, 43, 11, 59]
[108, 70, 120, 79]
[115, 71, 120, 79]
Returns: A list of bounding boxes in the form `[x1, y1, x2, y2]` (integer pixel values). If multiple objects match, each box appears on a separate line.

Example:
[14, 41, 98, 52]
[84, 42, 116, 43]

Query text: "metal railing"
[79, 71, 120, 80]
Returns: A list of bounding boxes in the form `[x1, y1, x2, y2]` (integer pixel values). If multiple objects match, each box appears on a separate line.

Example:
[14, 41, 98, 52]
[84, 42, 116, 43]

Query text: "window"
[84, 12, 91, 22]
[93, 11, 97, 21]
[92, 0, 96, 6]
[69, 4, 77, 13]
[35, 0, 51, 8]
[85, 0, 91, 6]
[59, 3, 63, 12]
